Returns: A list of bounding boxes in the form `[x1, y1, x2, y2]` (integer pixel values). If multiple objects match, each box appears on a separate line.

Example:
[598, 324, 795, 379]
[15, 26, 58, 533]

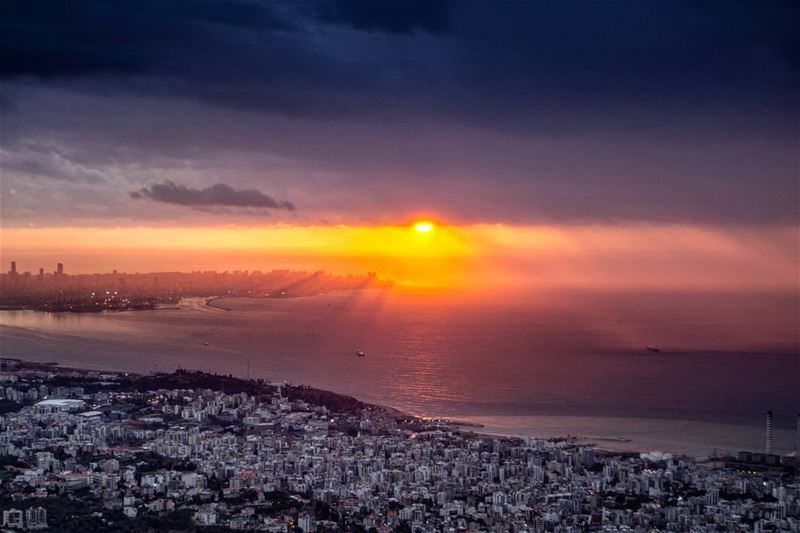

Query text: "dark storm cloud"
[131, 181, 295, 211]
[0, 0, 385, 119]
[1, 0, 796, 130]
[0, 0, 294, 78]
[1, 0, 798, 225]
[316, 0, 454, 34]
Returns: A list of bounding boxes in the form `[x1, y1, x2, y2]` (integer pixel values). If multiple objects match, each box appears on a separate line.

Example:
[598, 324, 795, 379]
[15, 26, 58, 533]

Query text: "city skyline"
[1, 0, 798, 292]
[1, 221, 798, 290]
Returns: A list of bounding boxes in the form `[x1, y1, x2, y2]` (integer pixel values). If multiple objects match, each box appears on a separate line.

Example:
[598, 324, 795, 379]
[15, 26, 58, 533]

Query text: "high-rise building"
[25, 506, 47, 529]
[298, 514, 315, 533]
[56, 263, 64, 276]
[9, 261, 17, 275]
[38, 267, 44, 279]
[765, 411, 774, 455]
[2, 508, 23, 528]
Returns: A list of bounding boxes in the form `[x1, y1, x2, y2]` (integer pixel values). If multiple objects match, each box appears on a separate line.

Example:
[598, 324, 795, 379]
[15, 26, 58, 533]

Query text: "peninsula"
[0, 359, 796, 532]
[0, 263, 392, 313]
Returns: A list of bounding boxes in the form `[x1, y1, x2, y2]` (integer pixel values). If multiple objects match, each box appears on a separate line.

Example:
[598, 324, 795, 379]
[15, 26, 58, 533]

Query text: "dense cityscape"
[0, 262, 391, 312]
[0, 359, 797, 532]
[3, 0, 799, 531]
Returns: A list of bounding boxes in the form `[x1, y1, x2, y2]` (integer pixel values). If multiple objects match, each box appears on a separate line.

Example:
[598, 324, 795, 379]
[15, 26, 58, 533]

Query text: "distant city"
[0, 262, 392, 312]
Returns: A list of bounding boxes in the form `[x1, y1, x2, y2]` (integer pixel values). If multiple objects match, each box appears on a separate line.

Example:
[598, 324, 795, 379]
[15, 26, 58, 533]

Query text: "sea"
[1, 288, 798, 457]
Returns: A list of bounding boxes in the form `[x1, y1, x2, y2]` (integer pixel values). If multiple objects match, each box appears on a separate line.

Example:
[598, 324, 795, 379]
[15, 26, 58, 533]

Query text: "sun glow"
[0, 223, 796, 292]
[413, 221, 434, 233]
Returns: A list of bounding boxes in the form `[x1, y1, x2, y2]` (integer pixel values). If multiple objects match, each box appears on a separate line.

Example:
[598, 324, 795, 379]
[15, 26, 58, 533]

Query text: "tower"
[796, 413, 800, 457]
[765, 410, 774, 455]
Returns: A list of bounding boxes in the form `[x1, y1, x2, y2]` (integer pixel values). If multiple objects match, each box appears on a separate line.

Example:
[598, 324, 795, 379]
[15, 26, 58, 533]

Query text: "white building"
[34, 398, 86, 413]
[298, 514, 316, 532]
[2, 508, 23, 528]
[25, 506, 48, 529]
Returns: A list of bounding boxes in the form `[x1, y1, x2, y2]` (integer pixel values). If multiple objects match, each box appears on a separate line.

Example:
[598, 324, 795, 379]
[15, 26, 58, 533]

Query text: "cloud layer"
[131, 181, 294, 211]
[0, 0, 797, 226]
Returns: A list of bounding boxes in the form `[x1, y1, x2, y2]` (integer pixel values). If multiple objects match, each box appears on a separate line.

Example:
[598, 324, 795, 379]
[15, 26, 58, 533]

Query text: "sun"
[413, 221, 435, 233]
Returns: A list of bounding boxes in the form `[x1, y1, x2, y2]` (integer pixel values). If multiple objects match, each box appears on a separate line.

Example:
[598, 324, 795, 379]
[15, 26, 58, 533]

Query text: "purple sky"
[1, 0, 798, 227]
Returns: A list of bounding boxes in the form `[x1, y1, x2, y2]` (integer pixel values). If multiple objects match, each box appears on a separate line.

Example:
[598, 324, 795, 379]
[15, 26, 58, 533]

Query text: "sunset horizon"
[2, 220, 797, 291]
[0, 1, 798, 530]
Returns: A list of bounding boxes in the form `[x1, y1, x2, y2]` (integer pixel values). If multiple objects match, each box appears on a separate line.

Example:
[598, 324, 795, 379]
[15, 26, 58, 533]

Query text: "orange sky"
[0, 222, 797, 291]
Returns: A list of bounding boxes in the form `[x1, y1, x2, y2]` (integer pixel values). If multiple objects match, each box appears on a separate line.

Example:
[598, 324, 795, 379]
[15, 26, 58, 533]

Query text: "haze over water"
[2, 288, 797, 457]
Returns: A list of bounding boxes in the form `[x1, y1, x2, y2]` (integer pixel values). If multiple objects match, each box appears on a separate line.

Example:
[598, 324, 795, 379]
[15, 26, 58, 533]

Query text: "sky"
[0, 0, 798, 289]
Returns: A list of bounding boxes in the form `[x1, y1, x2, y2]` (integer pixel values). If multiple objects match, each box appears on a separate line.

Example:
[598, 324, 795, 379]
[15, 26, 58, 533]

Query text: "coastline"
[0, 356, 779, 460]
[1, 338, 795, 458]
[451, 414, 798, 458]
[0, 357, 450, 435]
[0, 357, 657, 455]
[204, 293, 355, 310]
[1, 362, 794, 531]
[2, 296, 797, 460]
[204, 296, 232, 311]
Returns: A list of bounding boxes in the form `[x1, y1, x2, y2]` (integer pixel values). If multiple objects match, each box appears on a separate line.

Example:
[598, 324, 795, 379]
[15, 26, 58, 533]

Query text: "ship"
[355, 350, 366, 357]
[646, 345, 661, 353]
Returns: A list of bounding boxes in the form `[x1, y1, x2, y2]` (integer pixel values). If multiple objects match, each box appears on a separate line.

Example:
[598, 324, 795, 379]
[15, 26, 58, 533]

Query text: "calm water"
[1, 289, 798, 456]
